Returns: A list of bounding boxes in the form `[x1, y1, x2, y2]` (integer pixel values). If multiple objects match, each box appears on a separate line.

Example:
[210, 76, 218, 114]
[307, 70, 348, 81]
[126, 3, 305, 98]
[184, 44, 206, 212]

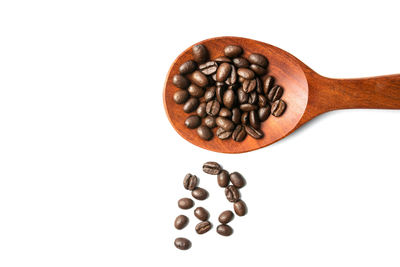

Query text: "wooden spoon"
[163, 36, 400, 153]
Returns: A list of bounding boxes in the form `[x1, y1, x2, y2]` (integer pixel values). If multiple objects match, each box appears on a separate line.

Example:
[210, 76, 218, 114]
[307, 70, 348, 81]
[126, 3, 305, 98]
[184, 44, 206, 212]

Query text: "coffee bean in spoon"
[224, 45, 243, 58]
[216, 127, 232, 140]
[248, 53, 268, 68]
[196, 102, 207, 118]
[197, 125, 213, 140]
[271, 99, 287, 117]
[184, 115, 201, 129]
[204, 116, 217, 129]
[179, 60, 197, 75]
[183, 97, 199, 113]
[232, 125, 247, 142]
[192, 44, 209, 63]
[173, 90, 189, 104]
[172, 74, 190, 89]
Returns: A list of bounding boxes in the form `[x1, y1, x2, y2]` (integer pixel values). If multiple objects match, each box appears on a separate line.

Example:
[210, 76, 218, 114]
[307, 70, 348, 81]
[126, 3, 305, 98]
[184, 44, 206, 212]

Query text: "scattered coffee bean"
[271, 99, 286, 117]
[197, 125, 213, 140]
[183, 97, 199, 113]
[173, 90, 189, 104]
[174, 215, 189, 230]
[244, 125, 263, 139]
[183, 173, 198, 191]
[217, 224, 233, 236]
[173, 74, 190, 89]
[216, 127, 232, 140]
[174, 237, 191, 250]
[225, 185, 240, 202]
[267, 85, 284, 102]
[229, 172, 245, 188]
[194, 207, 209, 221]
[204, 116, 217, 128]
[232, 125, 247, 142]
[192, 44, 209, 63]
[217, 170, 230, 187]
[224, 45, 243, 58]
[218, 210, 234, 224]
[233, 200, 247, 216]
[179, 60, 197, 75]
[203, 161, 222, 175]
[185, 115, 201, 129]
[192, 187, 208, 200]
[195, 221, 212, 234]
[196, 102, 207, 118]
[178, 198, 194, 209]
[248, 53, 268, 68]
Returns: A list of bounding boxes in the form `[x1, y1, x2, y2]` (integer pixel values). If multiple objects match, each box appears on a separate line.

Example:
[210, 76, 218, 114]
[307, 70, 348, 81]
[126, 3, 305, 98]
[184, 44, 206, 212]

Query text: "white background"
[0, 0, 399, 266]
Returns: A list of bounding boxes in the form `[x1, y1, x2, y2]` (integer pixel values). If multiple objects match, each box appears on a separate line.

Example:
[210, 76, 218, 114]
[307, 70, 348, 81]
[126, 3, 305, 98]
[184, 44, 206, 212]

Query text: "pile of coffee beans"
[172, 44, 287, 141]
[174, 161, 247, 250]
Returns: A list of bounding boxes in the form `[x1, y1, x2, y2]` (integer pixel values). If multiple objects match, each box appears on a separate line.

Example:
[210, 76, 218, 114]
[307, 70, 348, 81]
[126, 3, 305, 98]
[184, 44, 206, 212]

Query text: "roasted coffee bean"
[232, 125, 247, 142]
[219, 107, 232, 117]
[233, 200, 247, 216]
[199, 61, 218, 75]
[225, 185, 240, 202]
[217, 170, 230, 187]
[194, 207, 209, 221]
[197, 125, 213, 140]
[187, 84, 204, 97]
[185, 115, 201, 129]
[255, 77, 263, 94]
[240, 103, 257, 112]
[242, 78, 257, 93]
[237, 88, 249, 104]
[224, 45, 243, 58]
[217, 224, 233, 236]
[231, 108, 241, 124]
[173, 90, 189, 104]
[206, 100, 220, 116]
[174, 215, 189, 230]
[216, 127, 232, 140]
[192, 44, 209, 63]
[241, 111, 249, 124]
[267, 85, 284, 102]
[244, 125, 263, 139]
[233, 57, 250, 68]
[196, 102, 207, 118]
[248, 91, 258, 105]
[178, 198, 194, 209]
[216, 85, 225, 103]
[250, 64, 267, 76]
[248, 53, 268, 68]
[216, 63, 232, 82]
[204, 116, 217, 128]
[239, 76, 245, 83]
[263, 75, 275, 95]
[192, 187, 208, 200]
[225, 65, 237, 85]
[258, 95, 268, 107]
[183, 173, 198, 190]
[195, 221, 212, 234]
[216, 117, 235, 131]
[203, 161, 222, 175]
[259, 105, 271, 121]
[218, 210, 234, 224]
[174, 237, 191, 250]
[173, 74, 190, 89]
[271, 99, 286, 117]
[214, 56, 232, 63]
[230, 172, 245, 188]
[179, 60, 197, 74]
[204, 86, 216, 102]
[190, 70, 208, 87]
[249, 110, 260, 129]
[237, 68, 255, 80]
[223, 89, 235, 109]
[183, 97, 199, 113]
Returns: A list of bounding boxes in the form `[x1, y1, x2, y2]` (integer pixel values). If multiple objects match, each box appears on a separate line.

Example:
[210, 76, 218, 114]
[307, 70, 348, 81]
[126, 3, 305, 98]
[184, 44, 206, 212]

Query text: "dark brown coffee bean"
[225, 185, 240, 202]
[237, 68, 255, 80]
[248, 53, 268, 68]
[179, 60, 197, 74]
[195, 221, 212, 234]
[196, 102, 207, 118]
[192, 187, 208, 200]
[244, 125, 263, 139]
[190, 70, 208, 87]
[174, 215, 189, 230]
[258, 95, 268, 107]
[249, 110, 260, 129]
[199, 61, 218, 75]
[271, 99, 286, 117]
[259, 105, 271, 121]
[229, 172, 245, 188]
[216, 127, 232, 140]
[223, 89, 235, 109]
[216, 63, 232, 82]
[217, 170, 230, 187]
[187, 84, 204, 97]
[225, 65, 237, 85]
[219, 107, 232, 117]
[233, 200, 247, 216]
[233, 57, 250, 68]
[237, 88, 249, 104]
[239, 76, 245, 83]
[216, 117, 235, 131]
[204, 116, 217, 128]
[241, 112, 249, 124]
[218, 210, 234, 224]
[255, 77, 263, 94]
[217, 224, 233, 236]
[183, 98, 199, 113]
[204, 86, 216, 102]
[178, 198, 194, 209]
[250, 64, 267, 76]
[185, 115, 201, 129]
[232, 125, 247, 142]
[263, 75, 275, 95]
[231, 108, 241, 124]
[240, 104, 257, 112]
[216, 85, 225, 103]
[224, 45, 243, 58]
[248, 91, 258, 105]
[242, 78, 257, 93]
[203, 161, 222, 175]
[192, 44, 209, 63]
[183, 173, 198, 190]
[173, 74, 190, 89]
[206, 100, 220, 116]
[267, 85, 284, 102]
[215, 56, 232, 63]
[197, 125, 213, 140]
[194, 207, 209, 221]
[173, 90, 189, 104]
[174, 237, 191, 250]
